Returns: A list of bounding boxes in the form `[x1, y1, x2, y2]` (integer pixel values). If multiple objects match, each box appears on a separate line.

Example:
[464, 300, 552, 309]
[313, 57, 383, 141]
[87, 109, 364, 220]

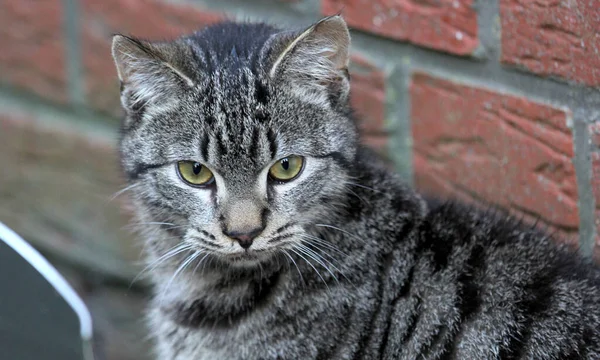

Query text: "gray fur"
[113, 16, 600, 359]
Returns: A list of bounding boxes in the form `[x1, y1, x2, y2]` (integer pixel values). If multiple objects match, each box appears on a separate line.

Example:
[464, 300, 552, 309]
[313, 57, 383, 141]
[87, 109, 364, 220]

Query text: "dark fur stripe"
[199, 132, 210, 161]
[267, 128, 277, 158]
[254, 78, 269, 106]
[250, 126, 260, 159]
[126, 162, 165, 180]
[499, 273, 555, 359]
[170, 271, 280, 329]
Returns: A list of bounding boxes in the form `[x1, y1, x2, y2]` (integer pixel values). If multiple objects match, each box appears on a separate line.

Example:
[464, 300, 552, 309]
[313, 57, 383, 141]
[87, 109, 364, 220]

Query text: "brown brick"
[0, 111, 139, 280]
[350, 55, 387, 151]
[323, 0, 478, 56]
[500, 0, 600, 86]
[82, 0, 223, 116]
[0, 0, 67, 103]
[411, 73, 578, 238]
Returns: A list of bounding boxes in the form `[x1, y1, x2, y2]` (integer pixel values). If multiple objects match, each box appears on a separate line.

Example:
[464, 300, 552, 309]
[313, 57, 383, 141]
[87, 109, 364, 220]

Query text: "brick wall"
[1, 0, 598, 358]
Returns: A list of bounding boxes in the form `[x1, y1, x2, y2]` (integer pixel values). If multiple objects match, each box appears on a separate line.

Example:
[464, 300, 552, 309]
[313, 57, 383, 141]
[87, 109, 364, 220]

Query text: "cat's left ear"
[269, 15, 351, 106]
[111, 35, 195, 122]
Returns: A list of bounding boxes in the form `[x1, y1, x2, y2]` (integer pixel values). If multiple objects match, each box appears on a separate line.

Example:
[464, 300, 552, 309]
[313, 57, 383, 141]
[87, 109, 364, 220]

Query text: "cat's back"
[386, 201, 600, 358]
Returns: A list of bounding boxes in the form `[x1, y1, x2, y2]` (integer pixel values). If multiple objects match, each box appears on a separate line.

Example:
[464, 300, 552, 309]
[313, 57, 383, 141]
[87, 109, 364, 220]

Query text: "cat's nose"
[224, 227, 264, 249]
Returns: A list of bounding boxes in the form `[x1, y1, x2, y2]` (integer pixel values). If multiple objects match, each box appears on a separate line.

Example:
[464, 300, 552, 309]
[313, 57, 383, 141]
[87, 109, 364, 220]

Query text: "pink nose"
[224, 227, 263, 249]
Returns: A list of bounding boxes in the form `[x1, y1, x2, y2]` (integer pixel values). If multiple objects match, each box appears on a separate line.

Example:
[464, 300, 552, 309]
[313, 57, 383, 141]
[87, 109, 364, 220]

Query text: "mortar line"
[573, 122, 596, 259]
[384, 63, 413, 183]
[0, 86, 117, 142]
[63, 0, 85, 106]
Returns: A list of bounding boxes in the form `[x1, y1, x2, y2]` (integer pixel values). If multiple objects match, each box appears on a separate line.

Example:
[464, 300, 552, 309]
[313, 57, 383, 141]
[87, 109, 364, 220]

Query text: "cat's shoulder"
[418, 198, 600, 283]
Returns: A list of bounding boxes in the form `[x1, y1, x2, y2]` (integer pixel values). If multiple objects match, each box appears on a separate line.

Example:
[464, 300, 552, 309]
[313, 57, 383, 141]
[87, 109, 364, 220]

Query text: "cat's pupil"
[281, 159, 289, 171]
[193, 163, 202, 175]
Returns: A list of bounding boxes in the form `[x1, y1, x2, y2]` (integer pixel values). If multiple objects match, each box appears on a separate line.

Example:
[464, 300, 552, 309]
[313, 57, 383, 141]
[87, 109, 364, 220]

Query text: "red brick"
[0, 0, 67, 103]
[349, 55, 387, 151]
[500, 0, 600, 86]
[323, 0, 478, 56]
[411, 73, 578, 236]
[82, 0, 223, 116]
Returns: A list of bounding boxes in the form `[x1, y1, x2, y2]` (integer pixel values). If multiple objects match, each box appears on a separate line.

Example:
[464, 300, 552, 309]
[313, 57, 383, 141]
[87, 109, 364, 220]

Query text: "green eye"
[268, 155, 304, 182]
[177, 161, 214, 186]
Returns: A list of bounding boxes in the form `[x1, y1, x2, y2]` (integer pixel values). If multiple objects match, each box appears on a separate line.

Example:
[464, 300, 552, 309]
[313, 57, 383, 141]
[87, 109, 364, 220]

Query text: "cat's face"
[113, 17, 358, 268]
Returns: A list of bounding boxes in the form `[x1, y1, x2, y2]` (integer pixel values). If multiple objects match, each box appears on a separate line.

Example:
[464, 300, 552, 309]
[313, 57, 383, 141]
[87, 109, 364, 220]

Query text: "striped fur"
[113, 17, 600, 359]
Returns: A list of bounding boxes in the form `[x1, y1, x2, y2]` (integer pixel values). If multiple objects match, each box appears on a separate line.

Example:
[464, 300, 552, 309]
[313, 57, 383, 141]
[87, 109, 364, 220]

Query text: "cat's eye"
[268, 155, 304, 182]
[177, 161, 214, 186]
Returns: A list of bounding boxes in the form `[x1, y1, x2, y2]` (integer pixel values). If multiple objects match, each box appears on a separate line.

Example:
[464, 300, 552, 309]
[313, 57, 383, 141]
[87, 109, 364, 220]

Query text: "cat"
[111, 15, 600, 359]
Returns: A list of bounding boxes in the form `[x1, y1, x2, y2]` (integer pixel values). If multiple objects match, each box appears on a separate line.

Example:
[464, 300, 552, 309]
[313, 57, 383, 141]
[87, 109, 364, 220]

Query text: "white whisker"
[295, 243, 339, 284]
[159, 250, 202, 306]
[281, 249, 304, 287]
[108, 183, 140, 202]
[344, 186, 370, 205]
[124, 221, 177, 230]
[299, 234, 349, 257]
[297, 240, 356, 288]
[344, 181, 379, 193]
[290, 247, 329, 291]
[129, 243, 192, 288]
[315, 224, 362, 241]
[192, 252, 212, 276]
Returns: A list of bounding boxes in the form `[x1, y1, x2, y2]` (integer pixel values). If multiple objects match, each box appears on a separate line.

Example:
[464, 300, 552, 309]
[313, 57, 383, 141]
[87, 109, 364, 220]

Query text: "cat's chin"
[220, 249, 278, 268]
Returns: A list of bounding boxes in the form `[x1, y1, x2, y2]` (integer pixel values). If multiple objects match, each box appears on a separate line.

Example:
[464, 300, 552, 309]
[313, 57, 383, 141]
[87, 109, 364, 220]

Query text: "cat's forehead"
[200, 67, 268, 113]
[203, 120, 276, 175]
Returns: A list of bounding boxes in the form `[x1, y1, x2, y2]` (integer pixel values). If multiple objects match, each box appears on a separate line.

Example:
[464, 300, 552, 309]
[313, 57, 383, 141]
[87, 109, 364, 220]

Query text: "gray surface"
[0, 241, 84, 360]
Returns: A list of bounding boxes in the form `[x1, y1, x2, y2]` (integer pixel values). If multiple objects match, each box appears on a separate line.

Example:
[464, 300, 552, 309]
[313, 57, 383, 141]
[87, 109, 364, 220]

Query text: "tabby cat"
[111, 16, 600, 359]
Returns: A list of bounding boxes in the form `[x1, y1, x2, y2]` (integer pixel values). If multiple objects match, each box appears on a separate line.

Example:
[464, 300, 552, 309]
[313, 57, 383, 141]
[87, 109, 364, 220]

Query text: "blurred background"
[1, 0, 599, 359]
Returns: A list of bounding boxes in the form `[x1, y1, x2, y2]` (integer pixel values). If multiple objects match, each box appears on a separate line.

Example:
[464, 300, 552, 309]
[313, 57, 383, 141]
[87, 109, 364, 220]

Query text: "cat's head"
[112, 16, 358, 269]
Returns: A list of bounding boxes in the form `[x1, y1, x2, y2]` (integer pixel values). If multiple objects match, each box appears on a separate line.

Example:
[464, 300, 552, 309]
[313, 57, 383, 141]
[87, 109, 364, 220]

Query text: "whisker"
[344, 186, 370, 206]
[298, 234, 349, 257]
[295, 243, 339, 285]
[257, 260, 264, 280]
[290, 247, 330, 291]
[159, 250, 202, 306]
[315, 224, 362, 241]
[192, 252, 212, 276]
[298, 238, 344, 264]
[297, 241, 356, 288]
[281, 249, 304, 287]
[108, 183, 140, 203]
[161, 225, 193, 232]
[129, 243, 192, 288]
[344, 181, 379, 193]
[123, 221, 177, 230]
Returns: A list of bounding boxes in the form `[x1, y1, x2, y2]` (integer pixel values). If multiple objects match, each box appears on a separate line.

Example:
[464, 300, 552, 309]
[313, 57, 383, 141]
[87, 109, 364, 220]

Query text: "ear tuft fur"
[269, 16, 351, 107]
[111, 35, 195, 119]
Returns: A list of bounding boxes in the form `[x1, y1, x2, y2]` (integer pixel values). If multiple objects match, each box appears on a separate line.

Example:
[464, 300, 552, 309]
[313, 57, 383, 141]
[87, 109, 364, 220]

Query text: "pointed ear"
[111, 35, 195, 118]
[269, 16, 351, 106]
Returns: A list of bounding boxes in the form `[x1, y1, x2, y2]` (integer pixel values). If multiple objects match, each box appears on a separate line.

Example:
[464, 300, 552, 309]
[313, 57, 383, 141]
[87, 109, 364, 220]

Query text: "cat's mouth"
[222, 248, 272, 264]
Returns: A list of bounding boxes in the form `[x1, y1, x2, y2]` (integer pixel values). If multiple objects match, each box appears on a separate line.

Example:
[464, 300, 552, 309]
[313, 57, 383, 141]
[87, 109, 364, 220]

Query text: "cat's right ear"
[111, 35, 195, 120]
[268, 16, 351, 107]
